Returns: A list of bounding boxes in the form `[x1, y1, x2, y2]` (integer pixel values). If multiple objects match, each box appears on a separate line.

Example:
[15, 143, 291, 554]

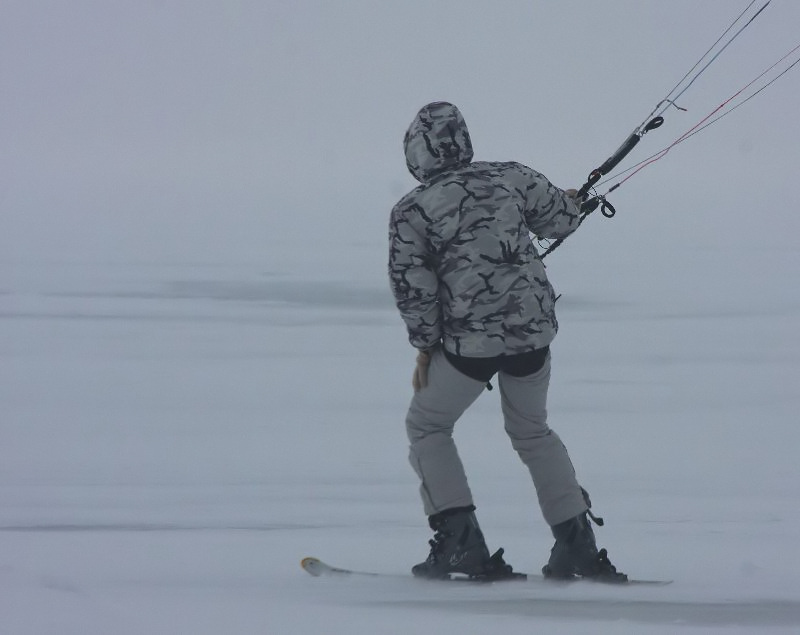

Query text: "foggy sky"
[2, 0, 798, 266]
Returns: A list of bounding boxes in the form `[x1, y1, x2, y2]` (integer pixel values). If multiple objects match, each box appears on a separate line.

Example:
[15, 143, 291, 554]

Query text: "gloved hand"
[412, 348, 433, 392]
[564, 188, 581, 202]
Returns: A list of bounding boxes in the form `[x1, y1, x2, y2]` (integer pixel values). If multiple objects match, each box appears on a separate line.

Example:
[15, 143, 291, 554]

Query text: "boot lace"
[423, 528, 450, 565]
[594, 548, 628, 582]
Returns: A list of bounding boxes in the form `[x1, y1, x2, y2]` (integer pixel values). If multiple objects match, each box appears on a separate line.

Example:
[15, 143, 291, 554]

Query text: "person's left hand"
[412, 349, 433, 392]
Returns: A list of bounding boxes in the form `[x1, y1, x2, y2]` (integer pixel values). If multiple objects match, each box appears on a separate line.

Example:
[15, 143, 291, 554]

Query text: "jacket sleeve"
[512, 163, 582, 240]
[388, 201, 441, 350]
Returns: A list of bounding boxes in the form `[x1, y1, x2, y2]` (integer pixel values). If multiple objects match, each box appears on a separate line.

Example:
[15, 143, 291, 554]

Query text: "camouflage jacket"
[388, 102, 582, 357]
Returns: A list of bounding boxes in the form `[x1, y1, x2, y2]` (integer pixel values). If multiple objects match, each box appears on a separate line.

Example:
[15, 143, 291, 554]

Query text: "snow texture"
[2, 2, 799, 632]
[1, 241, 799, 634]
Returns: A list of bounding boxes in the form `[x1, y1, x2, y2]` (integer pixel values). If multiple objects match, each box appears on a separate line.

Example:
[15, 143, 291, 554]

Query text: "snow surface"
[1, 238, 799, 634]
[3, 0, 800, 632]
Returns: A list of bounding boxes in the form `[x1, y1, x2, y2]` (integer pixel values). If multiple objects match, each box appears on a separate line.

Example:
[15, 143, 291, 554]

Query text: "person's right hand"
[412, 349, 433, 392]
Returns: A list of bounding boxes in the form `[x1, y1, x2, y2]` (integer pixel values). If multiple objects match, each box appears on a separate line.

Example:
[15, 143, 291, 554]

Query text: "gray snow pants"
[405, 348, 587, 526]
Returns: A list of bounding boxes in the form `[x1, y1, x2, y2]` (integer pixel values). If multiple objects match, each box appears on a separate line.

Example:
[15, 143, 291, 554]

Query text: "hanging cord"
[567, 1, 772, 204]
[600, 40, 800, 195]
[657, 0, 759, 100]
[541, 39, 799, 261]
[660, 53, 800, 147]
[539, 1, 781, 260]
[644, 0, 770, 125]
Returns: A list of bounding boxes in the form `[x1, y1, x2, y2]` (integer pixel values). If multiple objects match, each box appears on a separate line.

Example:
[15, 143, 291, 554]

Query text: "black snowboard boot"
[542, 512, 627, 583]
[412, 506, 517, 580]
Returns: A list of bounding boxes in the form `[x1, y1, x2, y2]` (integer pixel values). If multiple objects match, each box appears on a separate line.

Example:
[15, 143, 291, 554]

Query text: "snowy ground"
[2, 239, 799, 634]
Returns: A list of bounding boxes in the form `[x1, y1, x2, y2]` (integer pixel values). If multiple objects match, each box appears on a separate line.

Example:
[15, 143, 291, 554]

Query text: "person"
[388, 101, 626, 582]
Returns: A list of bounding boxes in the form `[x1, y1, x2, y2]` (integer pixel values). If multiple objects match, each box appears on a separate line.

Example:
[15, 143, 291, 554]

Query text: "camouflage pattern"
[389, 102, 583, 357]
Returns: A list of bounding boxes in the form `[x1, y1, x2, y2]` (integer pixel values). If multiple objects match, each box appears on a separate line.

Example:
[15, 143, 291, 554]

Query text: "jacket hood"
[404, 102, 474, 183]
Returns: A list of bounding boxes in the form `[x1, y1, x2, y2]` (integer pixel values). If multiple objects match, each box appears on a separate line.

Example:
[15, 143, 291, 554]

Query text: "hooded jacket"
[388, 102, 582, 357]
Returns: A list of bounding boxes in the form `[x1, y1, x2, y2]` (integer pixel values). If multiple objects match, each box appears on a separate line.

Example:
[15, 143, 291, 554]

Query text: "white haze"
[2, 1, 799, 633]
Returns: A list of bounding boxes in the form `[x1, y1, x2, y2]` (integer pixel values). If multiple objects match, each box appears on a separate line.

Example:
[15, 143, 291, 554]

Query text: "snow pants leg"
[498, 354, 587, 526]
[405, 348, 587, 525]
[405, 349, 485, 515]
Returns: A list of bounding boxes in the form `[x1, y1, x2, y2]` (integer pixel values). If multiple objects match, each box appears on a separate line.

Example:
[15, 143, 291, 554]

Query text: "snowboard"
[300, 556, 672, 586]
